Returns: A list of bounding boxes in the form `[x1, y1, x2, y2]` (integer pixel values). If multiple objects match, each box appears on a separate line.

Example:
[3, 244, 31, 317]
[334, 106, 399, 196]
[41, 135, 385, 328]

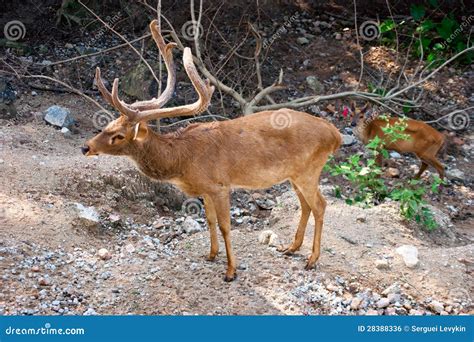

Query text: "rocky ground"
[1, 7, 473, 316]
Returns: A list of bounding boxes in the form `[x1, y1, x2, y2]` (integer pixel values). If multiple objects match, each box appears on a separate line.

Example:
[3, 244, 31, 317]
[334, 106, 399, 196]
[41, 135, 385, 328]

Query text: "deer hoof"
[304, 262, 315, 271]
[206, 253, 218, 262]
[278, 245, 295, 255]
[224, 272, 237, 282]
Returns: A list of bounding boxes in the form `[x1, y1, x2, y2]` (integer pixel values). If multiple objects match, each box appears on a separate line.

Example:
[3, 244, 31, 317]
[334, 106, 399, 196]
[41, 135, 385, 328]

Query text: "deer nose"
[351, 122, 357, 127]
[81, 145, 90, 155]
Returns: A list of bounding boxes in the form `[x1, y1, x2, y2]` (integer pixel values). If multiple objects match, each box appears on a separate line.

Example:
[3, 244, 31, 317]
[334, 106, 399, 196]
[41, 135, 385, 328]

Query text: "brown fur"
[84, 109, 341, 281]
[353, 114, 445, 179]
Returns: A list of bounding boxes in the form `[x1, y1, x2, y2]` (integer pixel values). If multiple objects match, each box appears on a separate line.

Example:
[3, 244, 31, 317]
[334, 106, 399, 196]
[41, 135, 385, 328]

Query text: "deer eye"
[111, 134, 125, 144]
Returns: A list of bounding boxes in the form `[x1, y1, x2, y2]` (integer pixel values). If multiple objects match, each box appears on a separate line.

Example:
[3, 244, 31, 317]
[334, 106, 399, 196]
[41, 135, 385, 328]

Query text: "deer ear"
[350, 101, 356, 113]
[133, 122, 148, 141]
[360, 102, 370, 113]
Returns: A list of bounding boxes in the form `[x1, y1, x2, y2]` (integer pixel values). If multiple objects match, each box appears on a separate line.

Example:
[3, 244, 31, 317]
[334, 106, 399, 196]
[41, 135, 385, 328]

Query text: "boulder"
[44, 105, 74, 128]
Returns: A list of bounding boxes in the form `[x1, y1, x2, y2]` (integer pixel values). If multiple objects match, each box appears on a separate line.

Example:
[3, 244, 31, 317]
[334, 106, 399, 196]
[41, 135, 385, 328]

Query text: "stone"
[268, 233, 280, 247]
[335, 33, 342, 40]
[350, 297, 362, 310]
[429, 300, 444, 314]
[83, 308, 97, 315]
[366, 309, 379, 315]
[385, 167, 400, 178]
[375, 259, 390, 270]
[0, 78, 17, 119]
[122, 63, 160, 100]
[258, 230, 274, 245]
[305, 76, 324, 93]
[74, 203, 100, 223]
[342, 134, 356, 146]
[38, 277, 51, 286]
[446, 168, 465, 181]
[356, 214, 366, 223]
[297, 37, 310, 45]
[125, 244, 135, 254]
[389, 151, 402, 159]
[396, 245, 419, 268]
[376, 298, 390, 308]
[182, 217, 202, 234]
[44, 105, 74, 128]
[97, 248, 111, 261]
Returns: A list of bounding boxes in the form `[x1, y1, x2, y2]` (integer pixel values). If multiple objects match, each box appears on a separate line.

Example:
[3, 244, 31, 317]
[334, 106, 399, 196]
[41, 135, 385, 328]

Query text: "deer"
[347, 102, 445, 179]
[82, 20, 342, 281]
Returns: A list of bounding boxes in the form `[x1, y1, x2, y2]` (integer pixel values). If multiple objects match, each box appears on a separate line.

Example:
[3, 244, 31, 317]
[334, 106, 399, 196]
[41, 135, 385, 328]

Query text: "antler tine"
[130, 20, 177, 110]
[111, 78, 139, 122]
[133, 47, 215, 122]
[95, 67, 115, 108]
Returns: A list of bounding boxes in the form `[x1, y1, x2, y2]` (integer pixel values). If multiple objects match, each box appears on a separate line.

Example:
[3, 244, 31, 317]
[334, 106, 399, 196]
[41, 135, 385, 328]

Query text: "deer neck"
[128, 130, 185, 181]
[353, 119, 372, 145]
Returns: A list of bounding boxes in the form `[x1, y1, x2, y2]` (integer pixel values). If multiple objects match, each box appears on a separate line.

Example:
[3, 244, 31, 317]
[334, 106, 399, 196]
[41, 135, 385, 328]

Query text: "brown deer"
[349, 103, 445, 179]
[82, 20, 342, 281]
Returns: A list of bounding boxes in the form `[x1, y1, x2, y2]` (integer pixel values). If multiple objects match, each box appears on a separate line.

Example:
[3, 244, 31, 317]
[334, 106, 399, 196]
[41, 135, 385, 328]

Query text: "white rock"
[429, 300, 444, 314]
[97, 248, 111, 260]
[125, 244, 135, 254]
[268, 233, 280, 247]
[182, 217, 202, 234]
[74, 203, 100, 223]
[396, 245, 419, 268]
[258, 230, 275, 245]
[376, 298, 390, 308]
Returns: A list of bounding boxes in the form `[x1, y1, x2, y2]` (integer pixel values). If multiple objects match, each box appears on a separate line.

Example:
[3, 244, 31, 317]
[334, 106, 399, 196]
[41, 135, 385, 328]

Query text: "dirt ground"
[0, 93, 472, 315]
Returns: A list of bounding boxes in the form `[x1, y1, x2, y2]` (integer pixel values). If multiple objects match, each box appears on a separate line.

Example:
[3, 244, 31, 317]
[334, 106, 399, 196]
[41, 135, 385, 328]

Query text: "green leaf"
[380, 19, 396, 33]
[428, 0, 438, 7]
[410, 4, 426, 21]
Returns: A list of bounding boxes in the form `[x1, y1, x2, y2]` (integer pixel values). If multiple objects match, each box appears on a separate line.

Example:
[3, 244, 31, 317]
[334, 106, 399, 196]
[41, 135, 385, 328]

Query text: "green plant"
[379, 2, 473, 66]
[325, 117, 443, 230]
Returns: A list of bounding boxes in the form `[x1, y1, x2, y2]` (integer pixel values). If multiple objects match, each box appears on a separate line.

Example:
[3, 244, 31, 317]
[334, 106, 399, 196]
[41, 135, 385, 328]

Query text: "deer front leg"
[211, 190, 237, 282]
[203, 195, 219, 261]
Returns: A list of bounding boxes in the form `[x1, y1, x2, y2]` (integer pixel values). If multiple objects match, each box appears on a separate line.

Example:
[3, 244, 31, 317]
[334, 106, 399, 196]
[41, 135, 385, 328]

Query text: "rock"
[396, 245, 419, 268]
[376, 298, 390, 308]
[297, 37, 310, 45]
[268, 233, 280, 247]
[0, 78, 17, 119]
[44, 105, 74, 128]
[366, 309, 379, 315]
[74, 203, 100, 223]
[61, 127, 71, 134]
[122, 63, 159, 100]
[31, 265, 40, 272]
[38, 277, 51, 286]
[375, 259, 390, 270]
[350, 297, 362, 310]
[258, 230, 274, 245]
[182, 217, 202, 234]
[390, 151, 402, 159]
[385, 167, 400, 178]
[305, 76, 324, 93]
[97, 248, 111, 260]
[83, 308, 97, 315]
[356, 214, 366, 223]
[446, 168, 464, 181]
[335, 33, 342, 40]
[429, 300, 444, 314]
[342, 134, 356, 146]
[100, 271, 112, 280]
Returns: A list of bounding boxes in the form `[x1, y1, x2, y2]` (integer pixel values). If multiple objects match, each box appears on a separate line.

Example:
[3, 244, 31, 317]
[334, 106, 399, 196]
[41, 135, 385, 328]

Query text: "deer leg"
[293, 170, 326, 270]
[211, 191, 237, 282]
[375, 152, 383, 167]
[415, 161, 429, 179]
[278, 181, 311, 255]
[203, 195, 219, 261]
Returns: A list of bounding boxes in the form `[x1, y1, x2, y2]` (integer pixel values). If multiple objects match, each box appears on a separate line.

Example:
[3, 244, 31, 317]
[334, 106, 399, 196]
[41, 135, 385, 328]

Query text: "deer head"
[82, 19, 215, 157]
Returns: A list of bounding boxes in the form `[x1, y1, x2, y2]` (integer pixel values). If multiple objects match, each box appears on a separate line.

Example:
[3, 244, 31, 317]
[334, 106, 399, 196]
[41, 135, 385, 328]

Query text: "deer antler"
[94, 19, 177, 116]
[94, 20, 214, 123]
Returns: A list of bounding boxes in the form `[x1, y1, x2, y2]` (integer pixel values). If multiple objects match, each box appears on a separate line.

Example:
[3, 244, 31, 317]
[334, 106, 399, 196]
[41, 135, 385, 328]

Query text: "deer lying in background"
[82, 20, 342, 281]
[348, 103, 445, 179]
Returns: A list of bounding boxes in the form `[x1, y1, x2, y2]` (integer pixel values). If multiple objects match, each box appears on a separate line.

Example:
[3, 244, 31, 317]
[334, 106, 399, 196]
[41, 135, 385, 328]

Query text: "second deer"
[349, 103, 445, 179]
[82, 20, 341, 281]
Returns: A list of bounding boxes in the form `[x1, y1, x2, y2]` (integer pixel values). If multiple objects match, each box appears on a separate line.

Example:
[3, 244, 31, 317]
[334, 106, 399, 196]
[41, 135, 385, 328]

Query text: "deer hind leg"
[415, 161, 429, 179]
[417, 148, 445, 179]
[203, 195, 219, 261]
[278, 182, 311, 255]
[211, 190, 237, 282]
[292, 169, 327, 270]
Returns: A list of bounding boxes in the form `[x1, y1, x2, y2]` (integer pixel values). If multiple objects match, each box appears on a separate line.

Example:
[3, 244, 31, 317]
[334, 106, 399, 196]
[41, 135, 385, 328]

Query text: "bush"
[324, 116, 445, 230]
